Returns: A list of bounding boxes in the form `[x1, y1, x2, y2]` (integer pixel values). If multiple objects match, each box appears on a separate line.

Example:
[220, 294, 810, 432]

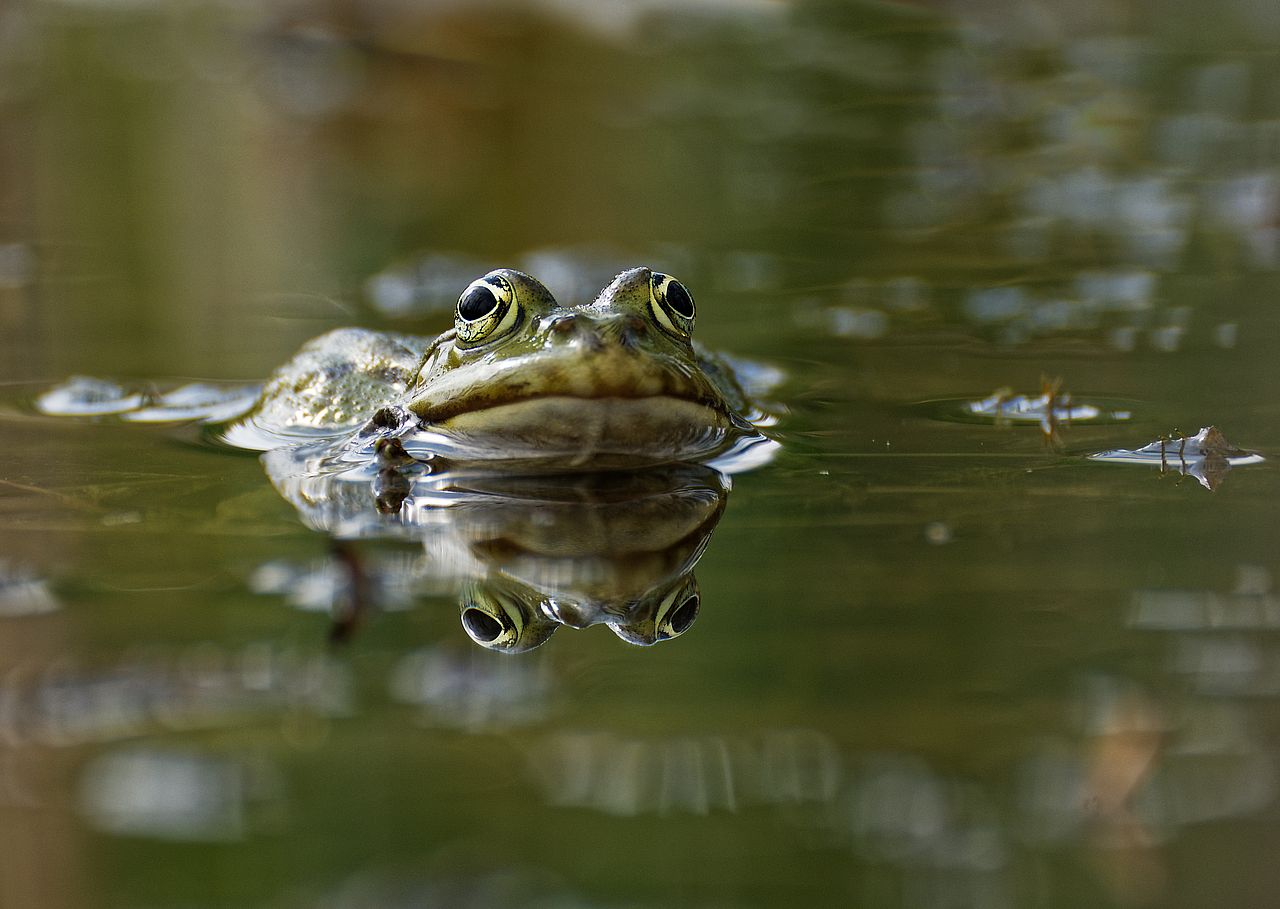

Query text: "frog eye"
[649, 272, 695, 338]
[461, 587, 527, 650]
[462, 601, 516, 648]
[460, 584, 558, 653]
[455, 273, 522, 346]
[655, 586, 700, 641]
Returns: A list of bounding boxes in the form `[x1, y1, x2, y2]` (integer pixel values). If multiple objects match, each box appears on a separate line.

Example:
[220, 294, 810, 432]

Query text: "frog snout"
[549, 314, 601, 351]
[600, 313, 651, 349]
[549, 313, 648, 350]
[618, 314, 649, 343]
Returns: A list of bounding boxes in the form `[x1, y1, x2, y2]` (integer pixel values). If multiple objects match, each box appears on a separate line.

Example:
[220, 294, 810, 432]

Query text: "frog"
[32, 267, 772, 651]
[236, 266, 773, 470]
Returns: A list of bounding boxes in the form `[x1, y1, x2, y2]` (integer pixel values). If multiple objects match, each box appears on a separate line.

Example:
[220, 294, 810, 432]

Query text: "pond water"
[3, 1, 1280, 907]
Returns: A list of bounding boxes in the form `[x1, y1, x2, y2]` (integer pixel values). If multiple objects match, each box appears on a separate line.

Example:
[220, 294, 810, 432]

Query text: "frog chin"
[423, 395, 740, 467]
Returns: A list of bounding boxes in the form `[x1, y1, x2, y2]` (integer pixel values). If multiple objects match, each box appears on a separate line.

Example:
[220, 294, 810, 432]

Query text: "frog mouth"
[408, 347, 733, 428]
[403, 347, 750, 466]
[413, 395, 742, 466]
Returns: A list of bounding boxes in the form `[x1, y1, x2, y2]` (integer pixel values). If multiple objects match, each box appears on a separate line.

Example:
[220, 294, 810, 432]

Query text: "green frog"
[34, 267, 773, 651]
[239, 267, 773, 469]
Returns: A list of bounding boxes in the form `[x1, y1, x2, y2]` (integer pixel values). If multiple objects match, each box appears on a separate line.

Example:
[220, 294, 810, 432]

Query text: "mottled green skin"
[249, 328, 429, 437]
[247, 267, 754, 466]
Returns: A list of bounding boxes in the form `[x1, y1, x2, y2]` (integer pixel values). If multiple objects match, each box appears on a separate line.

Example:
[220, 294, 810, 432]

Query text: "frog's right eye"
[655, 581, 700, 641]
[649, 272, 695, 339]
[455, 273, 521, 345]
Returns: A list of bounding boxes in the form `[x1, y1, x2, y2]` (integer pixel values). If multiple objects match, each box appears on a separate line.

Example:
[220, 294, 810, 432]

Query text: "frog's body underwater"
[236, 267, 772, 470]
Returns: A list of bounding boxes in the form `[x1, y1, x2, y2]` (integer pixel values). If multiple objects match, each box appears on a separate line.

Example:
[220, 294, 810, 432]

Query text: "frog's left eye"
[649, 273, 695, 338]
[459, 585, 557, 653]
[455, 274, 522, 346]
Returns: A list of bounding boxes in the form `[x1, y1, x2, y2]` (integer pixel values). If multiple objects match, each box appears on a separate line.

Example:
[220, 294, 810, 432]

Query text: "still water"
[3, 1, 1280, 906]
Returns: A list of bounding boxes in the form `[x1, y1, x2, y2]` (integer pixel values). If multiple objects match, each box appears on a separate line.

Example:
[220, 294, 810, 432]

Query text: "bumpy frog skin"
[245, 266, 761, 468]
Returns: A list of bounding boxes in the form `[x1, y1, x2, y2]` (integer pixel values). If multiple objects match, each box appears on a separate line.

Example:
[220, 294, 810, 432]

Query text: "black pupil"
[458, 285, 499, 321]
[669, 595, 699, 634]
[462, 607, 504, 643]
[665, 280, 694, 318]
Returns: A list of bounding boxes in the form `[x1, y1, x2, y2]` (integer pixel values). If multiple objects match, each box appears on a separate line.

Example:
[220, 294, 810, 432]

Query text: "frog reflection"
[460, 572, 702, 653]
[262, 447, 728, 651]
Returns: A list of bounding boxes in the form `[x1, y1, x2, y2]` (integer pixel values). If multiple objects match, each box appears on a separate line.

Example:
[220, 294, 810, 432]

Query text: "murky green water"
[3, 2, 1280, 907]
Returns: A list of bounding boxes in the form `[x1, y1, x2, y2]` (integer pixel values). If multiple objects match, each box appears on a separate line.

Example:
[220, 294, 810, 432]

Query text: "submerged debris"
[1089, 426, 1264, 490]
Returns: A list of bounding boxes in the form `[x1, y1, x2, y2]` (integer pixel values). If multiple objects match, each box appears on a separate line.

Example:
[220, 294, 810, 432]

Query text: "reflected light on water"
[527, 727, 841, 817]
[77, 747, 281, 842]
[1130, 581, 1280, 634]
[251, 553, 430, 614]
[846, 756, 1006, 874]
[0, 243, 33, 289]
[388, 645, 554, 730]
[0, 562, 59, 618]
[0, 643, 351, 748]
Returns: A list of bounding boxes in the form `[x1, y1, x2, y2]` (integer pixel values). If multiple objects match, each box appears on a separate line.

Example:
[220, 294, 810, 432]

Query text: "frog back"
[236, 328, 431, 447]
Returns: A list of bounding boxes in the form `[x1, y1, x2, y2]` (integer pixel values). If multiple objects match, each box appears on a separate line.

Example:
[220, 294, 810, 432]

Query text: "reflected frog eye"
[455, 274, 521, 346]
[460, 584, 559, 653]
[461, 596, 523, 650]
[649, 273, 695, 338]
[462, 605, 510, 645]
[656, 588, 700, 641]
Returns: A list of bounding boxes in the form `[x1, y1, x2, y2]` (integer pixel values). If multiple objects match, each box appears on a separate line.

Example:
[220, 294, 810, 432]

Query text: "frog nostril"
[551, 315, 577, 336]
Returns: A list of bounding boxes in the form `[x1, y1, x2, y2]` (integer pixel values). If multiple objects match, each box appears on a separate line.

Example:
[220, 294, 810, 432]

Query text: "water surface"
[2, 1, 1280, 907]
